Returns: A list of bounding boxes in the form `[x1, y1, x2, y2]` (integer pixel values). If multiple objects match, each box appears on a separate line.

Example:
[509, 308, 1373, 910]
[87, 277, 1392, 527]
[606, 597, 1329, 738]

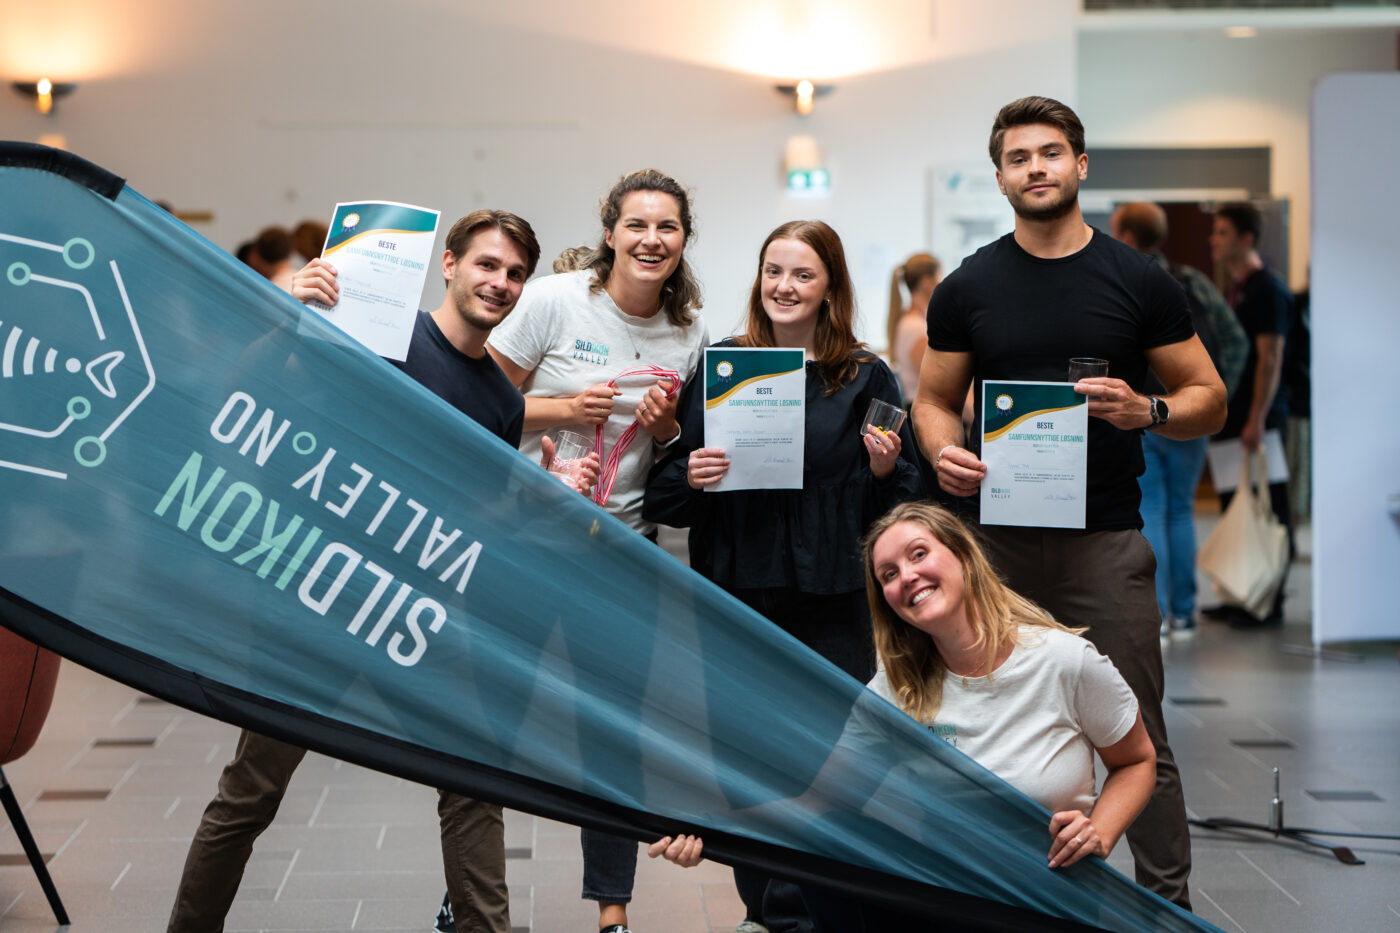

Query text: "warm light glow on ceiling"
[0, 3, 211, 82]
[1225, 25, 1258, 38]
[724, 2, 879, 80]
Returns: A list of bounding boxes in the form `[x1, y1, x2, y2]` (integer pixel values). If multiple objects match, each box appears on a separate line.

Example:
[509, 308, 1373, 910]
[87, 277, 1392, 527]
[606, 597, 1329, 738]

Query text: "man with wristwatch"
[912, 96, 1226, 910]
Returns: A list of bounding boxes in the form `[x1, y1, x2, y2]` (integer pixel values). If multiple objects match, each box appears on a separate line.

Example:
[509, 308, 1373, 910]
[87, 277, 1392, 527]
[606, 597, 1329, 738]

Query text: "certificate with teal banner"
[980, 380, 1088, 528]
[703, 347, 805, 491]
[304, 200, 440, 361]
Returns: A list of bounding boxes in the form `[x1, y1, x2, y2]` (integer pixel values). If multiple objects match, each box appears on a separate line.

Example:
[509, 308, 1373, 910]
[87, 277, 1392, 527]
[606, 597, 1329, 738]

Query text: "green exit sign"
[786, 168, 830, 195]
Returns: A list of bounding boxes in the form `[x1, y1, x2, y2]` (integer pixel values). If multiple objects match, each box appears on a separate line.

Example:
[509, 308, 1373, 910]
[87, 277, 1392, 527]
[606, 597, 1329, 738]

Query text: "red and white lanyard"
[593, 365, 682, 506]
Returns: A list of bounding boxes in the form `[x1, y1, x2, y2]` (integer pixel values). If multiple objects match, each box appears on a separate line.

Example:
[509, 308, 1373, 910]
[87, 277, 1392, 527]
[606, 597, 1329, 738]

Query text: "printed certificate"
[303, 200, 441, 360]
[979, 380, 1088, 528]
[1205, 430, 1289, 493]
[703, 347, 805, 491]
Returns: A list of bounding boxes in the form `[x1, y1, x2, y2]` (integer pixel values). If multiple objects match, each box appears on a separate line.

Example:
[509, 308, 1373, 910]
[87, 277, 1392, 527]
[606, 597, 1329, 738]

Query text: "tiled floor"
[2, 519, 1399, 933]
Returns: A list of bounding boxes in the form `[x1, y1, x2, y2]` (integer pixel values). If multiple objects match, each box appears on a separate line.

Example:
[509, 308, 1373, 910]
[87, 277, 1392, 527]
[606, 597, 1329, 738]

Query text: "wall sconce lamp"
[775, 80, 833, 117]
[12, 79, 76, 116]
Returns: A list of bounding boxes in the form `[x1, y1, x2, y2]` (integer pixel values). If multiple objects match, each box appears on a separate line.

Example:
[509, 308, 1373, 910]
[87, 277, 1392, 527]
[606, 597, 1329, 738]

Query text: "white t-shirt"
[489, 270, 707, 534]
[867, 625, 1138, 813]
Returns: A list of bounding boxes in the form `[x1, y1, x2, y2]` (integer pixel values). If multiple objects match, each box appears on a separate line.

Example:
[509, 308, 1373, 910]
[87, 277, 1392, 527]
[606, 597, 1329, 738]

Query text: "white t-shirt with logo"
[489, 270, 707, 535]
[867, 625, 1138, 814]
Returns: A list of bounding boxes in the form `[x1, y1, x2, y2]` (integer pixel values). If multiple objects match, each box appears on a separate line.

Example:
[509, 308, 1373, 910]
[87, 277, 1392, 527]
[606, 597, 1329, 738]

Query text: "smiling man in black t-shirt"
[911, 96, 1226, 910]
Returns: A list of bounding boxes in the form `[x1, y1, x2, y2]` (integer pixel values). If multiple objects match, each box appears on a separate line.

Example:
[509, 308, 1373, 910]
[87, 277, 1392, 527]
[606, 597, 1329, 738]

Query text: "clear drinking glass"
[548, 430, 592, 486]
[860, 398, 907, 438]
[1067, 357, 1109, 383]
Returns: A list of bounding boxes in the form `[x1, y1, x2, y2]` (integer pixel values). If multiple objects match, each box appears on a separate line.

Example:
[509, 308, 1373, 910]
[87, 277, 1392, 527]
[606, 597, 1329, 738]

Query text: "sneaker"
[735, 923, 771, 933]
[433, 891, 453, 933]
[600, 926, 633, 933]
[1171, 615, 1196, 639]
[1159, 616, 1171, 638]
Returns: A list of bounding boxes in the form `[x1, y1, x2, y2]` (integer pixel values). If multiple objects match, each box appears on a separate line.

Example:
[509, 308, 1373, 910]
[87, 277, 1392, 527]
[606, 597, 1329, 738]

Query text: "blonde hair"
[886, 253, 940, 358]
[862, 502, 1080, 722]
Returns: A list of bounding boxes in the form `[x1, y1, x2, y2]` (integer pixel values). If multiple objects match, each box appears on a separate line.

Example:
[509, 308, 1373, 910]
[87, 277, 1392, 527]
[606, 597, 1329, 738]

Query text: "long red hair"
[735, 220, 871, 394]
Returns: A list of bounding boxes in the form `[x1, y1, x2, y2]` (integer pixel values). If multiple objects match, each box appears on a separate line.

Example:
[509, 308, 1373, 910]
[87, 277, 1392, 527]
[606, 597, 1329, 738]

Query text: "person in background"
[234, 240, 257, 269]
[293, 218, 329, 264]
[1205, 202, 1294, 627]
[886, 252, 941, 407]
[252, 225, 297, 292]
[487, 169, 708, 933]
[1111, 201, 1247, 637]
[1283, 276, 1310, 528]
[646, 219, 924, 933]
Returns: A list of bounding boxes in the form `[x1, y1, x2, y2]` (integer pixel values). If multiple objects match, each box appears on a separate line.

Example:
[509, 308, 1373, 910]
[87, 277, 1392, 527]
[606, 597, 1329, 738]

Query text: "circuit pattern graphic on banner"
[1, 230, 156, 478]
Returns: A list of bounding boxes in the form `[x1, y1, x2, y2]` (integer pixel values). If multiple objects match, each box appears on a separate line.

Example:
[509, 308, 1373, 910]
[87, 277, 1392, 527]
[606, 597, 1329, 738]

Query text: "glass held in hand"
[548, 430, 593, 486]
[860, 398, 906, 439]
[1067, 357, 1109, 383]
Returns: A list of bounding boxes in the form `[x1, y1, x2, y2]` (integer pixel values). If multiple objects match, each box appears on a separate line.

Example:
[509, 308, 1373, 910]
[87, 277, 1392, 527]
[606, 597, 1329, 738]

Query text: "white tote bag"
[1197, 451, 1290, 618]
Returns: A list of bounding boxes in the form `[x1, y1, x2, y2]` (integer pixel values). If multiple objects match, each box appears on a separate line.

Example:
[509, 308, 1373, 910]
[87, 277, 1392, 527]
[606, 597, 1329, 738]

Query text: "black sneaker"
[433, 891, 453, 933]
[600, 926, 633, 933]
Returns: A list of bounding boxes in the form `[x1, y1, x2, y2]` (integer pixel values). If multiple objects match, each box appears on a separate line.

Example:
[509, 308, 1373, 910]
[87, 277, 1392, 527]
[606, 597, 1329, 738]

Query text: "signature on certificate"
[1044, 492, 1079, 501]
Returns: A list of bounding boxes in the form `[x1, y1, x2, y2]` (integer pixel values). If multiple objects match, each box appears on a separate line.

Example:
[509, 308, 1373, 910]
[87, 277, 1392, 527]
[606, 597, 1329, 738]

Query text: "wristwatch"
[1148, 396, 1170, 428]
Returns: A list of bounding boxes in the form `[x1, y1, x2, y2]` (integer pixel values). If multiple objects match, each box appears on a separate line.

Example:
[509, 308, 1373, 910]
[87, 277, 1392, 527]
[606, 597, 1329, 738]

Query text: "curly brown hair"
[553, 169, 702, 328]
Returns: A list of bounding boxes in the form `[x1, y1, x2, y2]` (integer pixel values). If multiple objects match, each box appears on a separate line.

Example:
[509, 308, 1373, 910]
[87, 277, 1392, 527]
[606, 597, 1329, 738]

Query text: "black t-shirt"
[927, 230, 1193, 530]
[1220, 268, 1293, 438]
[392, 310, 524, 447]
[643, 339, 924, 594]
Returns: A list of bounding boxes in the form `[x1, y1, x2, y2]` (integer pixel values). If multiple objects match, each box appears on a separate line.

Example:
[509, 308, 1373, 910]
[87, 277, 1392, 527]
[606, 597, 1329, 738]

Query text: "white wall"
[0, 0, 1077, 348]
[1077, 29, 1396, 290]
[1311, 72, 1400, 644]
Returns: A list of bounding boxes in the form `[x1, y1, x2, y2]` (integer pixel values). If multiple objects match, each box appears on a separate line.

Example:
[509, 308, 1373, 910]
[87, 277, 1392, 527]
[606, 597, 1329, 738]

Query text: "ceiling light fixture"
[11, 78, 76, 116]
[775, 80, 833, 116]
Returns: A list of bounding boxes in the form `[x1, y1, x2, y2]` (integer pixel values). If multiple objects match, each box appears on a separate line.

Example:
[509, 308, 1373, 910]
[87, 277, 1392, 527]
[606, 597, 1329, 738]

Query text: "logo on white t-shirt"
[572, 337, 611, 366]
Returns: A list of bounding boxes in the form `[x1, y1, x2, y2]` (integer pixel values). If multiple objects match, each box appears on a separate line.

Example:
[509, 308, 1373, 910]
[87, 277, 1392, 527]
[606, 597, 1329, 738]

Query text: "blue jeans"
[1138, 433, 1207, 620]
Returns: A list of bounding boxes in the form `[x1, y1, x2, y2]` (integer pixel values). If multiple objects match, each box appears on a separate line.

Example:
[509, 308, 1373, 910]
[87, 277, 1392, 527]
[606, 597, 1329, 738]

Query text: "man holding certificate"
[911, 96, 1225, 910]
[168, 210, 577, 933]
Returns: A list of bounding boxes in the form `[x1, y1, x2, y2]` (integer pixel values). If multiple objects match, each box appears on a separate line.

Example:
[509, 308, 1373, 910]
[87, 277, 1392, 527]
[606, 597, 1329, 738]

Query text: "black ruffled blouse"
[644, 342, 925, 595]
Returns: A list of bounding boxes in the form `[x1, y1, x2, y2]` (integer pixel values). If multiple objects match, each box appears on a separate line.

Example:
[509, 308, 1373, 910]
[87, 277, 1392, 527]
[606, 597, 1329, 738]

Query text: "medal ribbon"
[593, 365, 682, 506]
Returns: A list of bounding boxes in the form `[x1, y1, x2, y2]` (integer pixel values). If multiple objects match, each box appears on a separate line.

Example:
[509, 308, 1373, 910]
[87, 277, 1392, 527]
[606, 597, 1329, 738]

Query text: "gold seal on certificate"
[702, 347, 805, 491]
[979, 380, 1088, 528]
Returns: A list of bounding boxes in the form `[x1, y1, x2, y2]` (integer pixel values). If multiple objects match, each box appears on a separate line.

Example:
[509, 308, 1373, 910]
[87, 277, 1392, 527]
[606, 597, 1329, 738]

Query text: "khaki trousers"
[166, 729, 508, 932]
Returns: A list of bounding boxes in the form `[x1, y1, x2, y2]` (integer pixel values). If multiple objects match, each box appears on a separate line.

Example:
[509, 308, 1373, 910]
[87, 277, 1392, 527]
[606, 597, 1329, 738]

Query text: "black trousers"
[727, 587, 875, 933]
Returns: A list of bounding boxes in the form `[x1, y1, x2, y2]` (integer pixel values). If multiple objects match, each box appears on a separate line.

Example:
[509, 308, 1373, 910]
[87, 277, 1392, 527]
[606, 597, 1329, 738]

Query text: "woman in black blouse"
[644, 219, 923, 932]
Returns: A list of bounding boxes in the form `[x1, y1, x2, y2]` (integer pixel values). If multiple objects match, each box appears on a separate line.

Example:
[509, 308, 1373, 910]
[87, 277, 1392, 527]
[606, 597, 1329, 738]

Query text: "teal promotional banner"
[0, 144, 1219, 933]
